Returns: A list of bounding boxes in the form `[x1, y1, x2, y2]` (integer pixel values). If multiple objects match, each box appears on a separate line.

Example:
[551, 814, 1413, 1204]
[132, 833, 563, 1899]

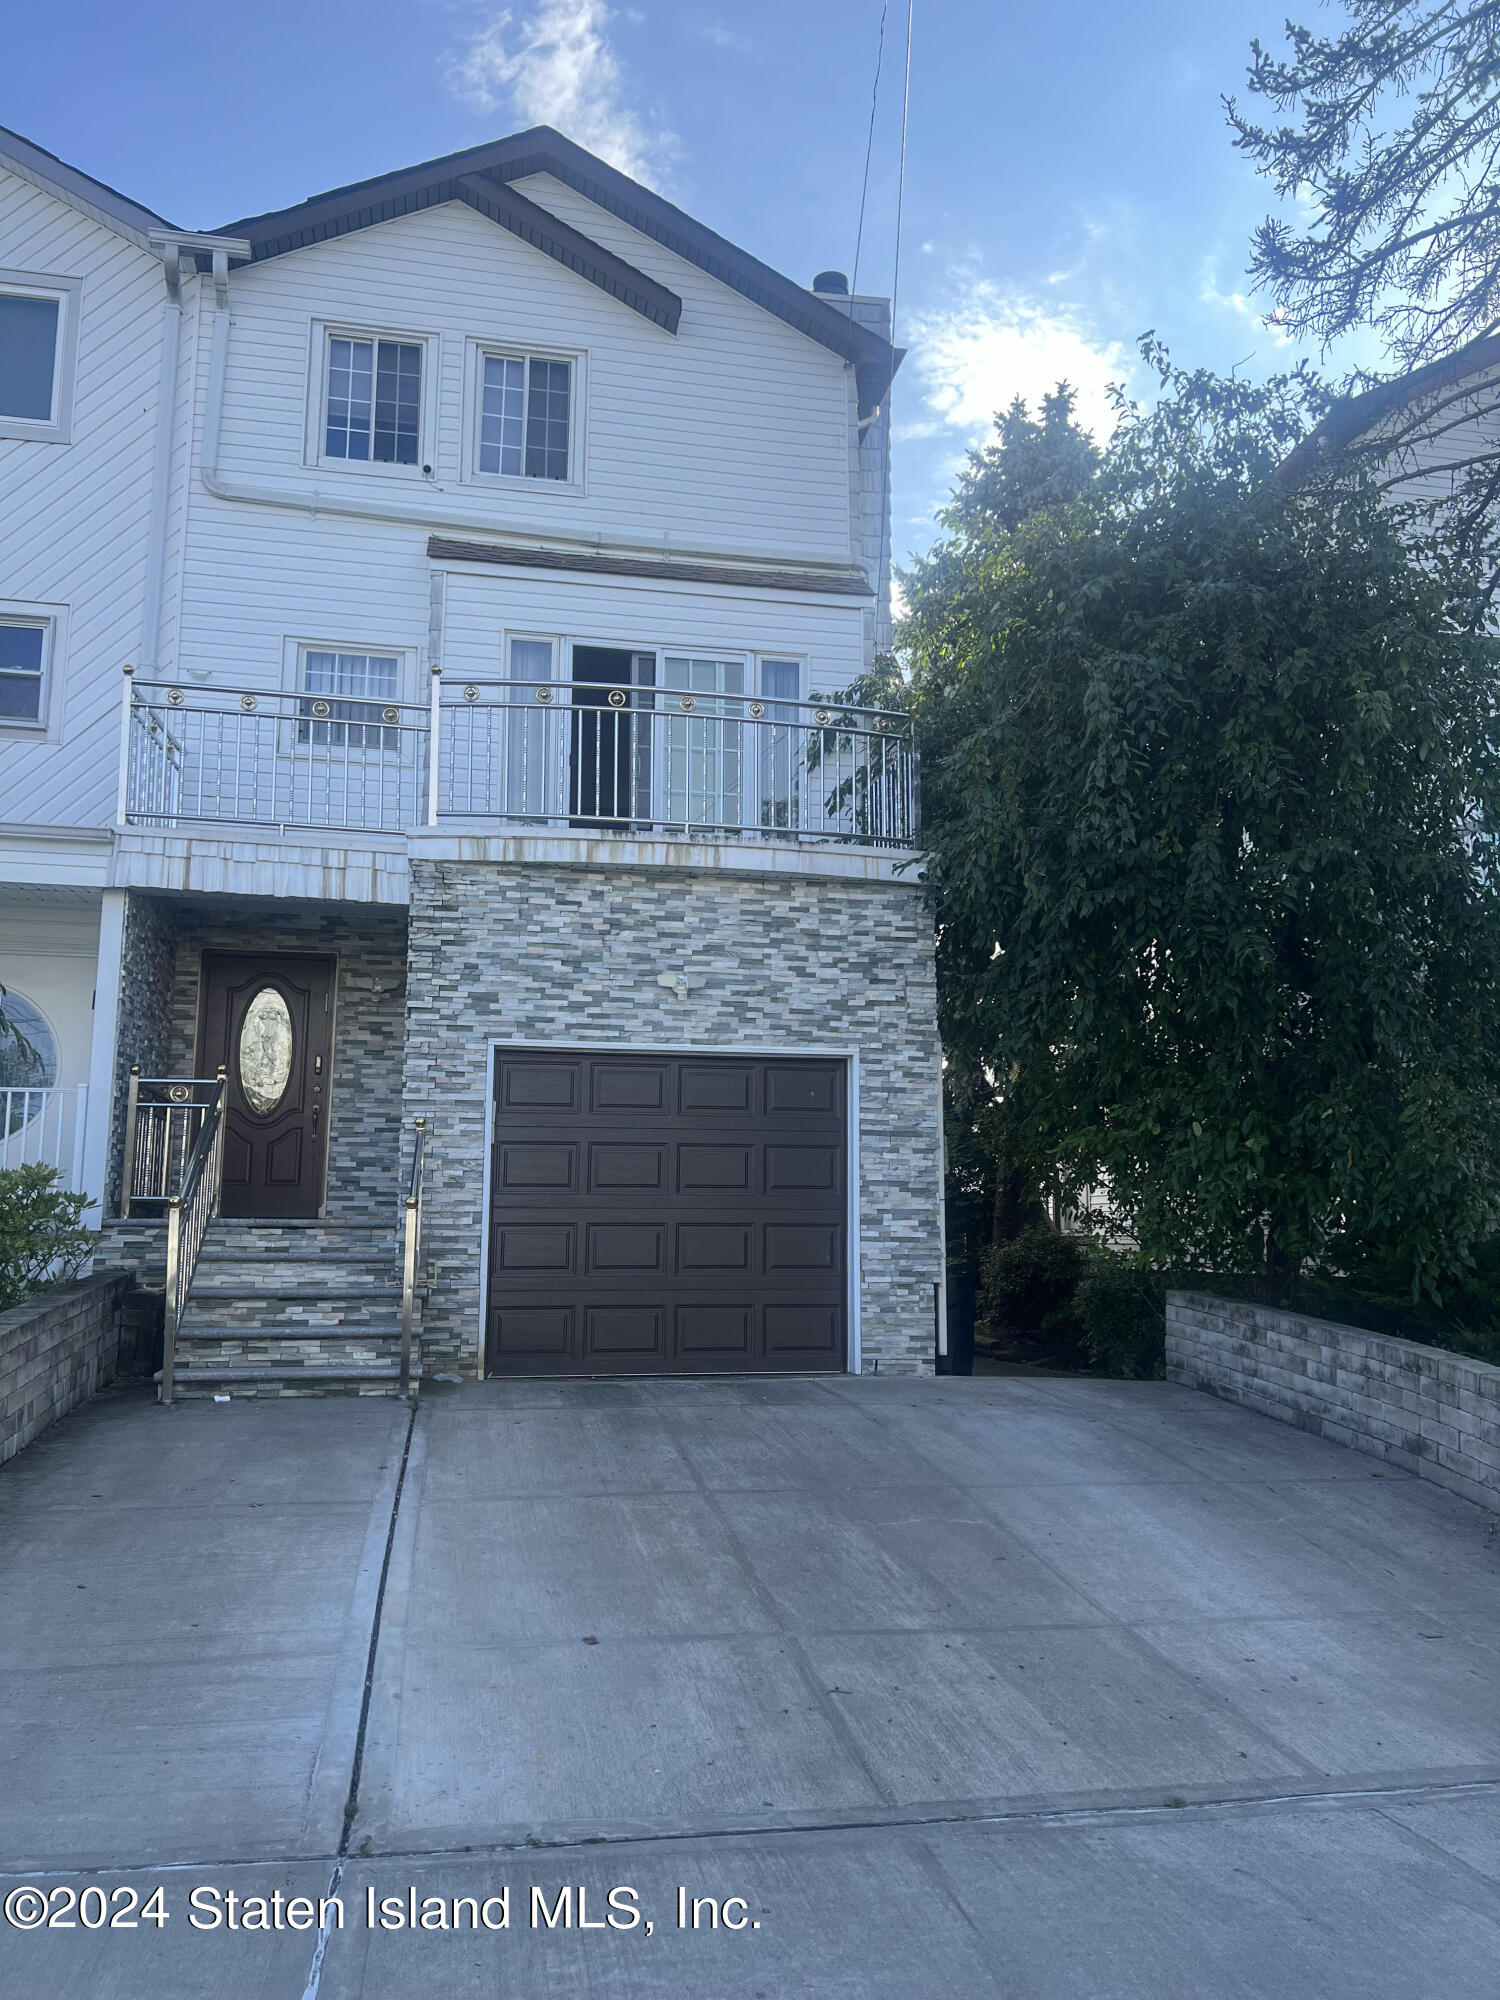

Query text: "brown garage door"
[486, 1050, 847, 1376]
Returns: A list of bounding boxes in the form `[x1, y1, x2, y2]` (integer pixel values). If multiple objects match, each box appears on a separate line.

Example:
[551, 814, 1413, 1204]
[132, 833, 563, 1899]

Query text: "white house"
[0, 123, 944, 1390]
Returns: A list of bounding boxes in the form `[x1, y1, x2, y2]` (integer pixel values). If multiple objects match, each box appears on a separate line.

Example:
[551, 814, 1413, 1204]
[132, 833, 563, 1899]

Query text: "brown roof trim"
[1280, 329, 1500, 481]
[456, 176, 679, 332]
[209, 127, 898, 411]
[427, 535, 875, 597]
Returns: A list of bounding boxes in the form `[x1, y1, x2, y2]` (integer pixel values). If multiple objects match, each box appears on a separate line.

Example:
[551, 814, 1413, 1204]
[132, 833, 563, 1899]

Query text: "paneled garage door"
[486, 1050, 848, 1376]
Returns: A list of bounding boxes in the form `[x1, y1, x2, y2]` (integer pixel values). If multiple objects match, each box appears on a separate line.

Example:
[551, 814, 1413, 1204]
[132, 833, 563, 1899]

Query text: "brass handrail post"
[399, 1117, 426, 1396]
[161, 1195, 181, 1406]
[121, 1065, 141, 1218]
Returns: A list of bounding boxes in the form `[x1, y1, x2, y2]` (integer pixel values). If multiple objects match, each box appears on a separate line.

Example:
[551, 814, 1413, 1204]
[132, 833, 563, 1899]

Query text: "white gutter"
[197, 280, 872, 583]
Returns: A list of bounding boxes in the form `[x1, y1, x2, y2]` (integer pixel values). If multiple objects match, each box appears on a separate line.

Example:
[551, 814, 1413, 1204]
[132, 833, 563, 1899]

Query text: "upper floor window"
[298, 649, 400, 749]
[324, 335, 422, 465]
[0, 621, 46, 724]
[0, 272, 79, 444]
[478, 353, 571, 480]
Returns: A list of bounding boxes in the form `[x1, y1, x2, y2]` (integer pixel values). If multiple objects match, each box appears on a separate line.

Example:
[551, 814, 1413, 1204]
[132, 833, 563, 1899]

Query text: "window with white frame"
[323, 335, 422, 465]
[0, 273, 77, 442]
[298, 650, 401, 749]
[477, 353, 572, 480]
[661, 656, 746, 830]
[0, 621, 47, 724]
[758, 660, 803, 831]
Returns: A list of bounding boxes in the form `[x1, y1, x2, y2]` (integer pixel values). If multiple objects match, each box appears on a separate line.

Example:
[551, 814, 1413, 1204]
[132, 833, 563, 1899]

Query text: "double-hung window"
[0, 622, 47, 724]
[478, 353, 571, 480]
[324, 336, 422, 465]
[0, 272, 78, 443]
[299, 650, 400, 750]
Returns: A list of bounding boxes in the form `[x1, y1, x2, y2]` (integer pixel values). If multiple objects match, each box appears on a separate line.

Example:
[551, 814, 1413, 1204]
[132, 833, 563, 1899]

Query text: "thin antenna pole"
[891, 0, 915, 346]
[851, 0, 890, 299]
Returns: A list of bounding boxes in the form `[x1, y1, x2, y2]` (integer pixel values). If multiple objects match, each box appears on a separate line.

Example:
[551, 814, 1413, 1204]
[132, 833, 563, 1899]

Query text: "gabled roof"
[0, 123, 172, 245]
[1279, 329, 1500, 481]
[211, 127, 899, 413]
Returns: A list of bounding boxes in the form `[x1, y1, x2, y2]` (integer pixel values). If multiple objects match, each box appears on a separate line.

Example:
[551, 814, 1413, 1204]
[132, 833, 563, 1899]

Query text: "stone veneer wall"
[165, 902, 409, 1224]
[1167, 1291, 1500, 1515]
[108, 892, 180, 1214]
[404, 861, 943, 1376]
[0, 1269, 134, 1467]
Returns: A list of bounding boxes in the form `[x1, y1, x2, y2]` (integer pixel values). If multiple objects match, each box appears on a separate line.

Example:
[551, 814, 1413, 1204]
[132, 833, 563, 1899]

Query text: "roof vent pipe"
[812, 270, 850, 295]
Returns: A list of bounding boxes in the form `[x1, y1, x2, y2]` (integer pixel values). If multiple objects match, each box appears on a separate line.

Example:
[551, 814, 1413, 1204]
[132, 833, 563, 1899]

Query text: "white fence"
[0, 1084, 89, 1191]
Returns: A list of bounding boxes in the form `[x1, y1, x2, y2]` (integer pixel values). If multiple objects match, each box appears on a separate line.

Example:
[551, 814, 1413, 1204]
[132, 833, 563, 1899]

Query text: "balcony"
[119, 673, 917, 850]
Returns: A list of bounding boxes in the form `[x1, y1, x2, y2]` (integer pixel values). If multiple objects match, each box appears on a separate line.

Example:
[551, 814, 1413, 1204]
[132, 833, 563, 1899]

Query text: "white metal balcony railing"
[119, 671, 917, 848]
[0, 1084, 88, 1191]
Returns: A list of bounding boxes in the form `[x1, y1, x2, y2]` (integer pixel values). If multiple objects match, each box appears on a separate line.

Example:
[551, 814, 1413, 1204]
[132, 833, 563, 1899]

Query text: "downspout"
[138, 246, 187, 671]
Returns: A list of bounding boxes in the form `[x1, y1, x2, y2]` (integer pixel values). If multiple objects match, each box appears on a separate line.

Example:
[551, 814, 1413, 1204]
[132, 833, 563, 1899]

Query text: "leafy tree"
[1229, 1, 1500, 366]
[905, 350, 1500, 1296]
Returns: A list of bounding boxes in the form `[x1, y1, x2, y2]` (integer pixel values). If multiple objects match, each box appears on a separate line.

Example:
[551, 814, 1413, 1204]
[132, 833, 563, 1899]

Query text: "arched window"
[0, 989, 58, 1092]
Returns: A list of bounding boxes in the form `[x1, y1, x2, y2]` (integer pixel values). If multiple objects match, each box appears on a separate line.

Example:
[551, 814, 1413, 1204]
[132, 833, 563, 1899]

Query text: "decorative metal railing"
[118, 668, 917, 849]
[159, 1073, 227, 1406]
[0, 1084, 88, 1189]
[121, 1070, 224, 1213]
[438, 680, 916, 846]
[399, 1117, 426, 1396]
[122, 675, 431, 834]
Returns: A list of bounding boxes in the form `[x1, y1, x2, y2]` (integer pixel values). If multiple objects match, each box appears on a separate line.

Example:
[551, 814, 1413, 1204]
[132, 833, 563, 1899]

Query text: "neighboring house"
[0, 123, 945, 1389]
[1280, 329, 1500, 519]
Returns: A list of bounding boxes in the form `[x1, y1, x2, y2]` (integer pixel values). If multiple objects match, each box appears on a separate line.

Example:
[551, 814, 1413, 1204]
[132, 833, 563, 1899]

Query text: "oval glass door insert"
[238, 987, 294, 1115]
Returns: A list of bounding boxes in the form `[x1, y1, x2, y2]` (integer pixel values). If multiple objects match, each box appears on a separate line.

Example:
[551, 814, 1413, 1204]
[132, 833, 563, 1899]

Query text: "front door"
[197, 952, 335, 1219]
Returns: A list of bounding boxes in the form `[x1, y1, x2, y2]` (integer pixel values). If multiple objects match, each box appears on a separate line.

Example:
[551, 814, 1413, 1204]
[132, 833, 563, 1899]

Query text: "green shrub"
[979, 1225, 1088, 1363]
[1075, 1259, 1165, 1379]
[0, 1164, 96, 1313]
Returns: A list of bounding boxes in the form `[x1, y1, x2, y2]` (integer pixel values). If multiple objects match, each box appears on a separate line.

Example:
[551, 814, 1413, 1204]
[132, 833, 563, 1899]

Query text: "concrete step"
[159, 1362, 414, 1400]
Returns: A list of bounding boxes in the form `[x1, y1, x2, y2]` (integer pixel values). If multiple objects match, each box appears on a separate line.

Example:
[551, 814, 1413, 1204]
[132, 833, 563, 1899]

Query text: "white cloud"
[904, 277, 1130, 446]
[446, 1, 677, 186]
[694, 19, 754, 51]
[1199, 258, 1290, 345]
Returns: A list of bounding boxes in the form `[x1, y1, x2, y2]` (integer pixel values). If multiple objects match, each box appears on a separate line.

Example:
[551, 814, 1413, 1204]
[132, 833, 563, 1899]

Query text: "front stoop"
[107, 1219, 421, 1399]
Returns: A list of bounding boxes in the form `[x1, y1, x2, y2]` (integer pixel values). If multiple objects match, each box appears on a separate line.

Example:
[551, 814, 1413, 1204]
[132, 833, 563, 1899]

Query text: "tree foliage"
[904, 352, 1500, 1294]
[1229, 0, 1500, 367]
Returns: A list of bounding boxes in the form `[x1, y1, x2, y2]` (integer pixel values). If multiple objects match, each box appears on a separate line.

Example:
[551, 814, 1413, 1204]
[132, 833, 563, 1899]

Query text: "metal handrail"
[116, 664, 918, 849]
[160, 1070, 227, 1407]
[439, 680, 916, 845]
[122, 1071, 222, 1213]
[398, 1117, 426, 1396]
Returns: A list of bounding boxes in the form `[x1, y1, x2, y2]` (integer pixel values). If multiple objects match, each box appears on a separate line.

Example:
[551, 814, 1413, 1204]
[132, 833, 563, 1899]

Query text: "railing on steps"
[159, 1073, 228, 1407]
[399, 1117, 426, 1397]
[122, 1071, 227, 1213]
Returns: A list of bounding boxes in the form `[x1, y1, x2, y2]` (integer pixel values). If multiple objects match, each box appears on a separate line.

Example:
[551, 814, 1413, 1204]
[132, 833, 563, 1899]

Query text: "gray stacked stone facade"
[1167, 1291, 1500, 1515]
[162, 901, 409, 1223]
[403, 859, 943, 1376]
[108, 892, 179, 1212]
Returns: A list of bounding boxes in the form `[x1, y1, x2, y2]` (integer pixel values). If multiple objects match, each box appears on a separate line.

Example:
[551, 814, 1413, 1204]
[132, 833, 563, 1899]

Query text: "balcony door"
[197, 952, 335, 1218]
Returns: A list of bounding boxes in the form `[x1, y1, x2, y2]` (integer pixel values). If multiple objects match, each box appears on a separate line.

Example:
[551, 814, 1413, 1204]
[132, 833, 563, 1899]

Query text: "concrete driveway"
[1, 1374, 1498, 1997]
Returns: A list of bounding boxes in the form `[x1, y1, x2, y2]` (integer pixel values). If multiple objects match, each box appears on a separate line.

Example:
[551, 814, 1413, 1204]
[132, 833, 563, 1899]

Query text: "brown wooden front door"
[197, 952, 335, 1219]
[486, 1050, 848, 1376]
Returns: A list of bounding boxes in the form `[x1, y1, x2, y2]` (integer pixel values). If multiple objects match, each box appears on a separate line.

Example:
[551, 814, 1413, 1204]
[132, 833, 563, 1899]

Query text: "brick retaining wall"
[0, 1269, 135, 1468]
[1166, 1291, 1500, 1515]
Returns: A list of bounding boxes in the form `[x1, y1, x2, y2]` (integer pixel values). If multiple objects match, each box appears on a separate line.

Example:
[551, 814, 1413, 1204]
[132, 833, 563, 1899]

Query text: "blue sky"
[5, 0, 1366, 564]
